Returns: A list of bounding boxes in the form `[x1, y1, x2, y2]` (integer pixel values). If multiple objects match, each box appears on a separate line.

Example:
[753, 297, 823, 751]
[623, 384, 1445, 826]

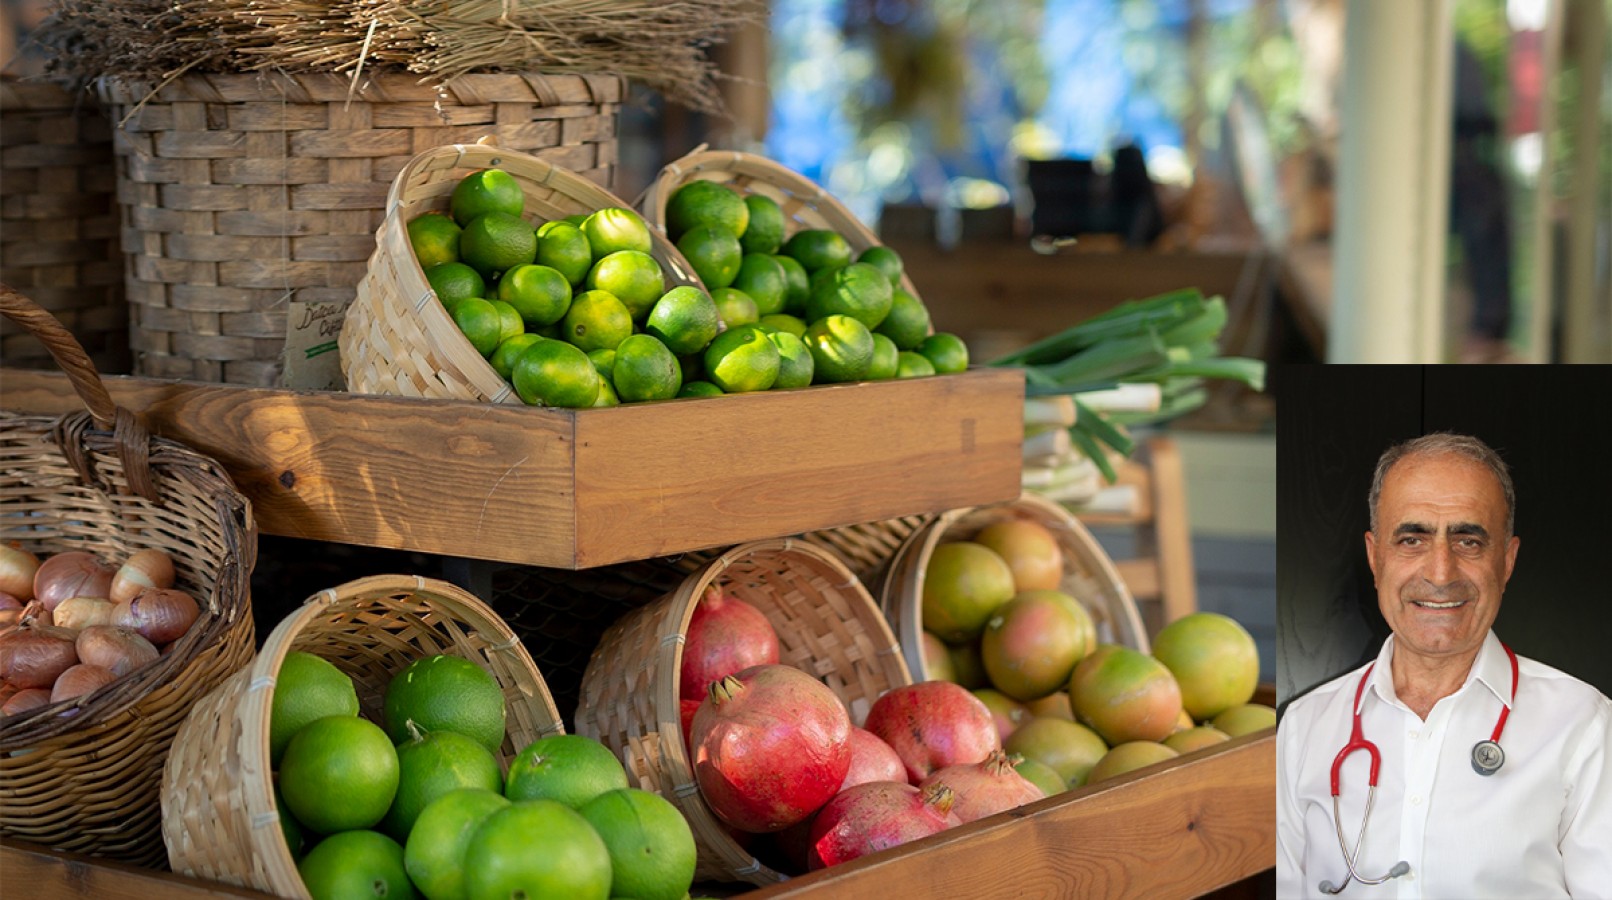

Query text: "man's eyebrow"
[1389, 522, 1490, 539]
[1449, 522, 1490, 539]
[1392, 523, 1433, 536]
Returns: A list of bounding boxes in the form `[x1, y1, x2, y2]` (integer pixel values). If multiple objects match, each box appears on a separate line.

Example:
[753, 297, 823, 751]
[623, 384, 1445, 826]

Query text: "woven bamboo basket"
[94, 71, 624, 387]
[882, 493, 1149, 681]
[161, 574, 565, 897]
[0, 80, 128, 373]
[340, 140, 702, 402]
[573, 538, 911, 886]
[0, 285, 256, 866]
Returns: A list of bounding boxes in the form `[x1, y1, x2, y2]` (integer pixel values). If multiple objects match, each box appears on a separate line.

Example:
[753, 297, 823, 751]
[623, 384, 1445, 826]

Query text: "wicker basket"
[881, 493, 1149, 681]
[340, 140, 702, 402]
[573, 538, 910, 886]
[0, 285, 256, 866]
[0, 80, 128, 374]
[161, 574, 565, 897]
[94, 72, 624, 387]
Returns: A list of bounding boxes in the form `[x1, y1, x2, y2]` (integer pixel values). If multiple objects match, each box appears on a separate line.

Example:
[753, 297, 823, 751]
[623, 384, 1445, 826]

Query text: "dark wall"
[1276, 365, 1612, 708]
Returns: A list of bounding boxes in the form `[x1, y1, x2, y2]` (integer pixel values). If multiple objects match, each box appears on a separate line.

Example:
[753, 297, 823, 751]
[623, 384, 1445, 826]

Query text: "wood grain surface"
[0, 841, 273, 900]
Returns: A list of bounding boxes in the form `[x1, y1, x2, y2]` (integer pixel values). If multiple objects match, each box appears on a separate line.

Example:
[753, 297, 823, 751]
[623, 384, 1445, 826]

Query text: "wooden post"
[1564, 0, 1608, 362]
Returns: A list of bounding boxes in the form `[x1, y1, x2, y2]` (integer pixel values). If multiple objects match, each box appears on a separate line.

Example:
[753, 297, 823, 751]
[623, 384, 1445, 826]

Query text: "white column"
[1328, 0, 1455, 362]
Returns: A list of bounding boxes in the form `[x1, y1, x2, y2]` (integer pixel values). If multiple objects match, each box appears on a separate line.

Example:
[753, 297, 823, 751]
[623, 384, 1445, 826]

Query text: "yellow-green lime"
[732, 253, 788, 316]
[461, 212, 537, 277]
[452, 298, 505, 357]
[426, 262, 486, 313]
[497, 264, 572, 328]
[919, 332, 970, 373]
[464, 801, 611, 900]
[534, 220, 593, 286]
[774, 254, 811, 314]
[490, 300, 524, 347]
[383, 655, 507, 754]
[409, 213, 462, 270]
[711, 287, 759, 328]
[275, 782, 305, 861]
[298, 830, 416, 900]
[611, 333, 682, 402]
[270, 651, 359, 767]
[875, 288, 932, 350]
[703, 324, 781, 393]
[582, 207, 653, 260]
[665, 180, 748, 240]
[490, 333, 543, 381]
[767, 330, 814, 389]
[1013, 756, 1068, 798]
[451, 169, 524, 226]
[577, 788, 698, 900]
[804, 314, 875, 383]
[591, 378, 620, 408]
[586, 250, 665, 321]
[896, 350, 937, 378]
[560, 290, 633, 353]
[677, 380, 724, 398]
[405, 789, 510, 900]
[562, 212, 590, 228]
[740, 194, 785, 255]
[866, 333, 899, 380]
[759, 313, 807, 338]
[512, 338, 601, 409]
[645, 285, 720, 355]
[585, 348, 616, 381]
[677, 224, 743, 289]
[279, 715, 400, 834]
[805, 261, 893, 329]
[781, 229, 853, 272]
[856, 245, 905, 285]
[504, 734, 629, 809]
[381, 729, 503, 840]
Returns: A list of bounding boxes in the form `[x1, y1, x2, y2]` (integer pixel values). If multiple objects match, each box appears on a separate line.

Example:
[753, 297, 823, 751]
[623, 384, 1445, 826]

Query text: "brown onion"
[50, 663, 118, 703]
[113, 588, 200, 645]
[76, 625, 160, 677]
[33, 551, 114, 611]
[110, 549, 177, 604]
[0, 595, 22, 630]
[0, 545, 40, 600]
[0, 616, 80, 689]
[53, 596, 118, 632]
[2, 687, 52, 716]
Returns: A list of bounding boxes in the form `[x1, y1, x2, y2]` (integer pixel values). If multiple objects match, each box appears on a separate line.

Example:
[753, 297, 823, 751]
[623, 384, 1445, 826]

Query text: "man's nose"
[1424, 539, 1456, 584]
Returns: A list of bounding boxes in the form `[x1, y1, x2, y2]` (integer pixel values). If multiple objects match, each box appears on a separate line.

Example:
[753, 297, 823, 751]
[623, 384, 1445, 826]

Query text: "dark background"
[1275, 365, 1612, 710]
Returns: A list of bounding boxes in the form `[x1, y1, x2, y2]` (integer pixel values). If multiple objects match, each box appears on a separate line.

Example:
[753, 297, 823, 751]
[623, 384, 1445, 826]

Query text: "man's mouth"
[1411, 599, 1469, 609]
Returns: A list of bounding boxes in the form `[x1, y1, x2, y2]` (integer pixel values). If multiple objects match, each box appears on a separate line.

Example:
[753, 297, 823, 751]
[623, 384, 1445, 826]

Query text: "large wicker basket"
[95, 72, 624, 387]
[0, 80, 127, 373]
[161, 574, 565, 898]
[0, 285, 256, 866]
[882, 493, 1150, 681]
[340, 140, 702, 403]
[573, 538, 911, 886]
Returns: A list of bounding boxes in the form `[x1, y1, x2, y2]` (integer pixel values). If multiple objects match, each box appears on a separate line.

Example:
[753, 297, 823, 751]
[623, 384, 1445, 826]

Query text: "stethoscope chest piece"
[1471, 739, 1504, 776]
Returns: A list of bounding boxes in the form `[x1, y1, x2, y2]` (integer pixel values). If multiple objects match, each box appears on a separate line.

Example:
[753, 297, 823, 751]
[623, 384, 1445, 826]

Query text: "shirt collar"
[1357, 630, 1512, 714]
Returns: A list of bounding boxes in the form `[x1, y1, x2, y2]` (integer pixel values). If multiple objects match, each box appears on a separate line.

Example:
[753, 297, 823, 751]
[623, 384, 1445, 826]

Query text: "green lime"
[298, 830, 416, 900]
[560, 290, 634, 353]
[381, 729, 503, 841]
[490, 333, 543, 381]
[677, 352, 706, 384]
[585, 348, 616, 381]
[732, 253, 788, 316]
[857, 245, 905, 286]
[876, 288, 932, 350]
[586, 250, 665, 322]
[504, 734, 630, 809]
[711, 287, 759, 328]
[677, 225, 743, 289]
[409, 213, 462, 270]
[280, 716, 400, 834]
[774, 254, 811, 314]
[592, 378, 620, 408]
[577, 789, 697, 900]
[645, 285, 720, 355]
[270, 651, 359, 767]
[426, 262, 486, 313]
[612, 333, 682, 403]
[405, 789, 510, 900]
[805, 261, 893, 330]
[804, 314, 875, 384]
[383, 655, 507, 754]
[534, 220, 593, 287]
[582, 207, 653, 260]
[703, 323, 780, 393]
[274, 782, 305, 861]
[563, 212, 590, 228]
[739, 194, 786, 255]
[758, 313, 807, 338]
[781, 229, 853, 272]
[461, 212, 537, 278]
[1013, 756, 1067, 797]
[452, 298, 505, 357]
[464, 801, 611, 900]
[767, 330, 815, 390]
[919, 332, 970, 374]
[451, 169, 524, 226]
[666, 180, 748, 241]
[489, 300, 524, 347]
[896, 350, 937, 378]
[866, 333, 899, 380]
[512, 339, 601, 408]
[677, 380, 724, 398]
[497, 264, 572, 328]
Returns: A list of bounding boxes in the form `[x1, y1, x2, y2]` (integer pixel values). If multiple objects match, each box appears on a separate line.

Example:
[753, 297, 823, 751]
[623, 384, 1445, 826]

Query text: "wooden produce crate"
[0, 368, 1023, 568]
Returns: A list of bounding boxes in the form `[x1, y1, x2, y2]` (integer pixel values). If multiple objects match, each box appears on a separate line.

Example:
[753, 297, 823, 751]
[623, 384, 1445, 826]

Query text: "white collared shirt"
[1277, 631, 1612, 899]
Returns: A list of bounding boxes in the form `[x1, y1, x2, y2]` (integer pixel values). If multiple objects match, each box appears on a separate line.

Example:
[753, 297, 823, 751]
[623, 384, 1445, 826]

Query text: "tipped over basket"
[160, 574, 565, 898]
[574, 538, 911, 886]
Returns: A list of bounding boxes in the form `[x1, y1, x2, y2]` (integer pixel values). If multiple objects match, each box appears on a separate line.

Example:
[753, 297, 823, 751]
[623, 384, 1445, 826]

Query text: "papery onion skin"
[50, 663, 118, 703]
[110, 549, 177, 605]
[0, 623, 80, 689]
[0, 545, 40, 600]
[2, 687, 52, 716]
[113, 588, 200, 646]
[53, 596, 118, 632]
[76, 625, 160, 677]
[33, 551, 114, 611]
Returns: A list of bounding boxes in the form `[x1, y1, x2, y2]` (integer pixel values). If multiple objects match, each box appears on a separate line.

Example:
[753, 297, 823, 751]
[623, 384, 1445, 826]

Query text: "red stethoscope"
[1318, 643, 1519, 895]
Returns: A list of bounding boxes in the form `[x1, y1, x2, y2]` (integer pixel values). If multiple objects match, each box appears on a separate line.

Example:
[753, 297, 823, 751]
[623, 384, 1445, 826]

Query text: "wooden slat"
[0, 841, 273, 900]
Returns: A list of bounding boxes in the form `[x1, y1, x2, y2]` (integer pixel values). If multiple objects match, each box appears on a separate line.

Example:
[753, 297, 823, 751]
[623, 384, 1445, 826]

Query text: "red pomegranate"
[690, 664, 852, 832]
[863, 681, 1002, 783]
[840, 726, 908, 791]
[918, 750, 1046, 823]
[680, 585, 781, 701]
[807, 781, 961, 869]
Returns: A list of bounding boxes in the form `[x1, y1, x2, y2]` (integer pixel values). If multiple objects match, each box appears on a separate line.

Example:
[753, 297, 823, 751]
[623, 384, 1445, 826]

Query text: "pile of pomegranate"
[0, 545, 202, 718]
[679, 584, 1047, 873]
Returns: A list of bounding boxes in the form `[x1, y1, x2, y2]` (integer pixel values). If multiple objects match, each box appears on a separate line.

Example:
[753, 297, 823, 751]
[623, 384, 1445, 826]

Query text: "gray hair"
[1368, 432, 1516, 536]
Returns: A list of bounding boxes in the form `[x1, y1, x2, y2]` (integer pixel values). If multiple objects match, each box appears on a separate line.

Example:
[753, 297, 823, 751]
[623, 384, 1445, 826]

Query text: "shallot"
[113, 588, 200, 645]
[0, 545, 39, 600]
[53, 596, 118, 631]
[110, 549, 176, 604]
[33, 551, 114, 611]
[76, 625, 160, 676]
[2, 687, 51, 716]
[50, 663, 117, 703]
[0, 613, 79, 689]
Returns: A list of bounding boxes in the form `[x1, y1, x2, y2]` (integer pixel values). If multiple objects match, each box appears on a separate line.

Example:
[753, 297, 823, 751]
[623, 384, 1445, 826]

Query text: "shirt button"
[1411, 795, 1423, 806]
[1408, 730, 1419, 739]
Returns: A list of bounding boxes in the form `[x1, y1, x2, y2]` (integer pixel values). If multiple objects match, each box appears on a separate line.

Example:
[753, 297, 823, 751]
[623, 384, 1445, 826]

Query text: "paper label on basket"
[282, 299, 349, 391]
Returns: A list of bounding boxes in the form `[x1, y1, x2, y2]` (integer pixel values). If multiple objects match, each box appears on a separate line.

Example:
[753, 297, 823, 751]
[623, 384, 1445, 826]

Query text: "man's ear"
[1364, 531, 1379, 584]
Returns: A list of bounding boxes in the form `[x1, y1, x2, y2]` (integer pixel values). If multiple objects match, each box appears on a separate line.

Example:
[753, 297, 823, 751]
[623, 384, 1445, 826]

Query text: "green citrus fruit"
[781, 229, 853, 272]
[452, 297, 505, 357]
[490, 333, 544, 381]
[803, 314, 875, 383]
[876, 288, 933, 350]
[1211, 703, 1278, 737]
[612, 333, 682, 403]
[504, 734, 630, 809]
[739, 194, 785, 255]
[767, 330, 814, 389]
[591, 378, 620, 408]
[489, 300, 524, 347]
[404, 788, 510, 900]
[645, 285, 720, 355]
[677, 225, 743, 289]
[381, 729, 504, 841]
[703, 324, 781, 393]
[464, 801, 611, 900]
[426, 262, 486, 313]
[409, 213, 462, 270]
[666, 180, 748, 240]
[758, 313, 807, 338]
[270, 651, 359, 767]
[711, 287, 759, 328]
[732, 253, 788, 316]
[857, 245, 905, 285]
[383, 655, 507, 754]
[921, 541, 1016, 643]
[919, 332, 970, 374]
[1151, 612, 1260, 721]
[586, 250, 666, 321]
[774, 254, 811, 314]
[577, 788, 697, 900]
[560, 290, 634, 353]
[461, 212, 537, 278]
[497, 264, 572, 328]
[562, 212, 590, 228]
[1013, 755, 1068, 797]
[298, 830, 416, 900]
[805, 261, 894, 329]
[677, 352, 706, 384]
[274, 782, 305, 861]
[534, 220, 593, 286]
[451, 169, 524, 226]
[896, 350, 937, 378]
[582, 207, 653, 260]
[1003, 717, 1109, 788]
[865, 333, 899, 380]
[279, 715, 400, 834]
[677, 380, 724, 398]
[585, 347, 616, 381]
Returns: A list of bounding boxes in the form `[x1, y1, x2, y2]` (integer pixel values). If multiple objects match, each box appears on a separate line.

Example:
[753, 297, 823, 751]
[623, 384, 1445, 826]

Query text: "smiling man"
[1277, 433, 1612, 898]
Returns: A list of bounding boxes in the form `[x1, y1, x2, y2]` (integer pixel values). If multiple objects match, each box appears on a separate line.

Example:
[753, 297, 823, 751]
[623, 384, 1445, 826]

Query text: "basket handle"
[1, 282, 161, 501]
